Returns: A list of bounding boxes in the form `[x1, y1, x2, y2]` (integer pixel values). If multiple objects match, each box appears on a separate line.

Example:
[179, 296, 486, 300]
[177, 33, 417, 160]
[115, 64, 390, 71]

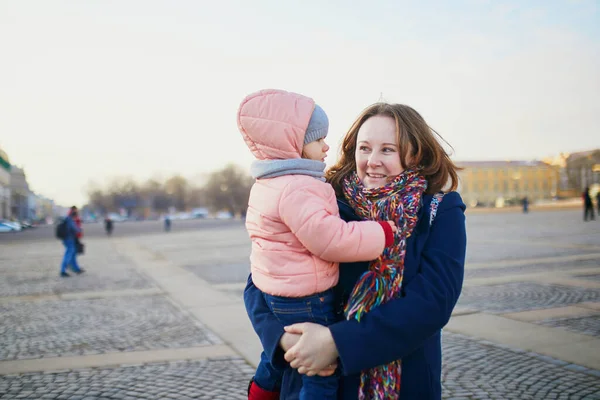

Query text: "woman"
[244, 102, 467, 399]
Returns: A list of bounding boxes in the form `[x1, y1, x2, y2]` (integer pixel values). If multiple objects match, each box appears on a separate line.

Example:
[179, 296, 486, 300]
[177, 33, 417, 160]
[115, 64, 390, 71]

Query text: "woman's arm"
[285, 193, 466, 376]
[329, 192, 466, 375]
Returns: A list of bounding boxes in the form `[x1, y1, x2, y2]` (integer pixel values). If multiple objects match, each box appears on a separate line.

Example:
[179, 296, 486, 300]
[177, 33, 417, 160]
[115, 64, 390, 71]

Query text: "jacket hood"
[237, 89, 315, 160]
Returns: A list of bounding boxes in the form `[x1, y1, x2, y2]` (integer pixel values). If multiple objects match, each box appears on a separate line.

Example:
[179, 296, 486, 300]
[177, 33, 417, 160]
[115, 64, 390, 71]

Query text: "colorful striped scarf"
[342, 169, 427, 399]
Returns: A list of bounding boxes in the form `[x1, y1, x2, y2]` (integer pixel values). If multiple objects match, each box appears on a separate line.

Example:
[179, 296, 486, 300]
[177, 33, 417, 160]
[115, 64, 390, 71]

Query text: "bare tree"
[84, 165, 253, 216]
[204, 164, 253, 215]
[107, 177, 141, 215]
[142, 179, 171, 212]
[164, 175, 188, 211]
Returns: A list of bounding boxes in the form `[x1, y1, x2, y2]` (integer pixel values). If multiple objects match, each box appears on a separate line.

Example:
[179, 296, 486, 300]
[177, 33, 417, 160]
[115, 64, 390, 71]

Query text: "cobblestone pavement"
[0, 243, 154, 298]
[2, 211, 599, 399]
[442, 333, 600, 400]
[1, 334, 598, 400]
[465, 242, 598, 264]
[466, 257, 600, 279]
[540, 315, 600, 337]
[457, 282, 600, 313]
[0, 296, 220, 361]
[184, 263, 250, 284]
[0, 357, 254, 400]
[574, 273, 600, 282]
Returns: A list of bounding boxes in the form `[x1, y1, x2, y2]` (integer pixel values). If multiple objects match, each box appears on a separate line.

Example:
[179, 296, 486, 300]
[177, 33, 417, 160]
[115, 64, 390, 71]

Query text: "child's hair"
[326, 103, 460, 196]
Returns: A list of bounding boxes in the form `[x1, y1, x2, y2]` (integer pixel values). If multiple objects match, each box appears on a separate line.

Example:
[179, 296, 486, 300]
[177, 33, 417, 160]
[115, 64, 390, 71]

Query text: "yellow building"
[456, 161, 559, 208]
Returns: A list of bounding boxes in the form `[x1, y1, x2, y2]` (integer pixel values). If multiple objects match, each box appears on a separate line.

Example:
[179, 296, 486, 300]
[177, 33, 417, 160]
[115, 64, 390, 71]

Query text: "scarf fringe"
[359, 361, 402, 400]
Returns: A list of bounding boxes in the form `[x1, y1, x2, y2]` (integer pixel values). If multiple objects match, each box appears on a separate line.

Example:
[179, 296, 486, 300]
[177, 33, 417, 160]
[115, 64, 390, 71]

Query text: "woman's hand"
[280, 330, 338, 376]
[283, 323, 339, 376]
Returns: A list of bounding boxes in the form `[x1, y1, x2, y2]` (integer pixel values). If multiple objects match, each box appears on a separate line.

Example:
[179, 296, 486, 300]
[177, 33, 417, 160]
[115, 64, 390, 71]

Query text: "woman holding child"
[240, 89, 466, 400]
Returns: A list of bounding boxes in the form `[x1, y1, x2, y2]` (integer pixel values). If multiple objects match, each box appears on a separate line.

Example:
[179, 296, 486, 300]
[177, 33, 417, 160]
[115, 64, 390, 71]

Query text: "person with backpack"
[57, 206, 85, 277]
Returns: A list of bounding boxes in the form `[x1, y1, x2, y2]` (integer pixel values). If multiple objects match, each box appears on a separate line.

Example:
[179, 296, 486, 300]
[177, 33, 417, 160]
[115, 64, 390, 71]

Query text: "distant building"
[456, 160, 559, 208]
[564, 149, 600, 193]
[33, 194, 56, 222]
[0, 147, 11, 219]
[9, 166, 31, 220]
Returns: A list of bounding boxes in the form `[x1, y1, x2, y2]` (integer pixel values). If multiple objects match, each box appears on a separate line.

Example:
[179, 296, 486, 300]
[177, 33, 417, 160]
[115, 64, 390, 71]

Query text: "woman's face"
[355, 115, 404, 189]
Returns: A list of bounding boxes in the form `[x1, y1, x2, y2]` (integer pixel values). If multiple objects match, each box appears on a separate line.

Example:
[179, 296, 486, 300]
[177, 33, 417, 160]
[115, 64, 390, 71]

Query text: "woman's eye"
[359, 146, 370, 151]
[383, 147, 396, 153]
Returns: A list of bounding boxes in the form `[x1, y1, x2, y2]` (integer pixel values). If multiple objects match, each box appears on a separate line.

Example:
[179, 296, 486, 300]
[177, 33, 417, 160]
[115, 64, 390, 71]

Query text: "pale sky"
[1, 0, 599, 206]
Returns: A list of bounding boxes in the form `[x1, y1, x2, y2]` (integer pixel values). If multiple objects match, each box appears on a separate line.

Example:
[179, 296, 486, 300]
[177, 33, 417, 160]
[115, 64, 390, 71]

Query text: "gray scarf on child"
[250, 159, 326, 181]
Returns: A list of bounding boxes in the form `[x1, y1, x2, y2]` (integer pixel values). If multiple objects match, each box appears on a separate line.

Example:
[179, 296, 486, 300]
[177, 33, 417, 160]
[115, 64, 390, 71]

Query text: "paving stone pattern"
[457, 282, 600, 313]
[540, 315, 600, 337]
[0, 296, 220, 361]
[466, 257, 600, 279]
[184, 263, 250, 285]
[1, 334, 599, 399]
[442, 333, 600, 400]
[0, 357, 254, 400]
[464, 243, 598, 264]
[573, 273, 600, 282]
[0, 254, 153, 298]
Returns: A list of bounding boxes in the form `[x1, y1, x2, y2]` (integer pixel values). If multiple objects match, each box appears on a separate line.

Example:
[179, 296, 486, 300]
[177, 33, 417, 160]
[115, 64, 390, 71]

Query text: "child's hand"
[280, 332, 301, 352]
[317, 362, 338, 377]
[386, 220, 397, 233]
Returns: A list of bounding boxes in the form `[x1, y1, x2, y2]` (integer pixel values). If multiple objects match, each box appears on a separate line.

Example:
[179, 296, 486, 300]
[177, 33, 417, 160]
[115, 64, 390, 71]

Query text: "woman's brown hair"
[326, 103, 460, 196]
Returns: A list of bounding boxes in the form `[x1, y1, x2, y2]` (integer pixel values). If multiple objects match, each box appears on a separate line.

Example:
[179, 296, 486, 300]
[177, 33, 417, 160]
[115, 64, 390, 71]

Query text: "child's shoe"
[248, 377, 280, 400]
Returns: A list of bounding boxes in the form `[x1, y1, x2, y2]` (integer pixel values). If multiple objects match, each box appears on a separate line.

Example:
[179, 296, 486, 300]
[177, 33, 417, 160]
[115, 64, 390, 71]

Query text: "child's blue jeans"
[254, 288, 338, 400]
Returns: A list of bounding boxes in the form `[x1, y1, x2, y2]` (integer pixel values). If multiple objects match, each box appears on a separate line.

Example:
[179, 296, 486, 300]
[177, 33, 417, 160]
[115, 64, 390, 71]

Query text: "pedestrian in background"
[522, 196, 529, 213]
[59, 206, 85, 277]
[164, 215, 171, 232]
[104, 215, 114, 236]
[583, 187, 595, 221]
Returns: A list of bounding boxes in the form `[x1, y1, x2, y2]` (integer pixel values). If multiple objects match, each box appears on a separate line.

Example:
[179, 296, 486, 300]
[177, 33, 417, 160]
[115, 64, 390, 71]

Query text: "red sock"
[248, 380, 280, 400]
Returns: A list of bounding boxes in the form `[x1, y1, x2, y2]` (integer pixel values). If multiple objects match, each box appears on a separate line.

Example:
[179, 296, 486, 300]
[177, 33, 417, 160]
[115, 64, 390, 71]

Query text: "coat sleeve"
[243, 274, 288, 369]
[329, 192, 466, 375]
[279, 180, 386, 263]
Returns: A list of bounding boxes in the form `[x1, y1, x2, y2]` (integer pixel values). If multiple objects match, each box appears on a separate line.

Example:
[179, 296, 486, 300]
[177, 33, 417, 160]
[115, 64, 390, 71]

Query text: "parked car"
[0, 220, 22, 231]
[19, 220, 36, 229]
[0, 222, 20, 233]
[216, 211, 233, 220]
[107, 213, 128, 222]
[192, 208, 209, 219]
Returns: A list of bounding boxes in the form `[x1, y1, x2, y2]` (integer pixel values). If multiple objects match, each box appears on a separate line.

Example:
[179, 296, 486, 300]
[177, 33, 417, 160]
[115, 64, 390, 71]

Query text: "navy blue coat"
[244, 192, 466, 399]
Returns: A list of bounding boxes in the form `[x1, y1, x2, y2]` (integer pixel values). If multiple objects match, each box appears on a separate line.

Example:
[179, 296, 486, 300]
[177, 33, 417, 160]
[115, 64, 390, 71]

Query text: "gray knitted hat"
[303, 104, 329, 145]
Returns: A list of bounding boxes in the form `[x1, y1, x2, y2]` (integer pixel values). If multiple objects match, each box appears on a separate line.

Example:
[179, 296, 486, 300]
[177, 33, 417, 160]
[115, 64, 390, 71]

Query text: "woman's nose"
[367, 154, 382, 167]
